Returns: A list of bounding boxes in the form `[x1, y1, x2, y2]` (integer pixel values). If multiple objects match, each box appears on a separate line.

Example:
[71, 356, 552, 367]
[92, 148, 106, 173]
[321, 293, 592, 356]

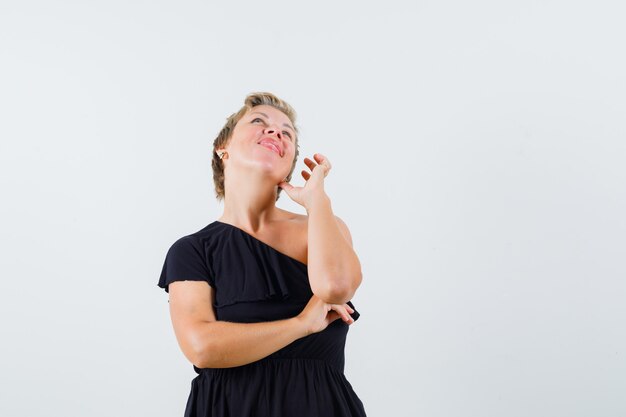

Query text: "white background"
[1, 1, 625, 416]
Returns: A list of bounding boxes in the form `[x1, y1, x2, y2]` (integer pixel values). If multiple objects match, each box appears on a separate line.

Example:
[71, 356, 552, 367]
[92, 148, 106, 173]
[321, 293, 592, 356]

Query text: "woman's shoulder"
[283, 209, 354, 248]
[278, 210, 308, 224]
[173, 220, 229, 249]
[274, 210, 309, 237]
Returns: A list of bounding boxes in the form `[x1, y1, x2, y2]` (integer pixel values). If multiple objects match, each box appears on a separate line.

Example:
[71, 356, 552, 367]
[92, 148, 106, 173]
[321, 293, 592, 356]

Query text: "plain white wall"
[1, 1, 625, 416]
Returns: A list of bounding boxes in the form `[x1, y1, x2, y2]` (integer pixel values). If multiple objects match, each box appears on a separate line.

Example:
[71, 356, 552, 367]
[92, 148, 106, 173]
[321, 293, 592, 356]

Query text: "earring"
[217, 150, 227, 159]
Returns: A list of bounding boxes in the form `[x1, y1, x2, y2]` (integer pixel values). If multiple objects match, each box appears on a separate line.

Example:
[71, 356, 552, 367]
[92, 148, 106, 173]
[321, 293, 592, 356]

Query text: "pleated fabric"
[158, 220, 367, 417]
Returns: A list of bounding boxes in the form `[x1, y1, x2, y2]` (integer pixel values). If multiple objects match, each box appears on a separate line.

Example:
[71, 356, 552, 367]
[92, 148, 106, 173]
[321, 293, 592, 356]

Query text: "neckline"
[213, 220, 308, 267]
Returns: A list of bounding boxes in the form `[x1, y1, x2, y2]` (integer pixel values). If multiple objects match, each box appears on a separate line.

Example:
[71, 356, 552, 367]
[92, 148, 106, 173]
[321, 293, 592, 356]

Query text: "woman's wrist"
[290, 316, 312, 338]
[304, 192, 330, 214]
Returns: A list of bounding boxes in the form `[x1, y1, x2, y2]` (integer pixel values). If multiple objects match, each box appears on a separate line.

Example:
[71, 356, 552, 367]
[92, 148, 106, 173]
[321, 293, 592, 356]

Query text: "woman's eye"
[251, 117, 292, 140]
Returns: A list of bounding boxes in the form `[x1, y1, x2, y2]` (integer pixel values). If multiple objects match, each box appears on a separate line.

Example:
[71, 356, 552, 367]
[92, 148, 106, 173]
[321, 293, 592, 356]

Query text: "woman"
[158, 92, 367, 416]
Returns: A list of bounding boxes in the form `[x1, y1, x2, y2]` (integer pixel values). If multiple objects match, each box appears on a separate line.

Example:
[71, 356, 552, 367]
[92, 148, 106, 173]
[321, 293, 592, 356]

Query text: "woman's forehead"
[248, 105, 289, 121]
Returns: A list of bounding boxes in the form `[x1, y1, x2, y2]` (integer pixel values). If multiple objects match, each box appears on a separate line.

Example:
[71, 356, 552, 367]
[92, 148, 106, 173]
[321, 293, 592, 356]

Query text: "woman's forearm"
[192, 317, 308, 368]
[306, 194, 362, 304]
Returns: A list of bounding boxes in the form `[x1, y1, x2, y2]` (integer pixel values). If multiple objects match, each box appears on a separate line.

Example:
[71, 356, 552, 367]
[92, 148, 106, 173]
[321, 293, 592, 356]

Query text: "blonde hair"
[211, 92, 300, 201]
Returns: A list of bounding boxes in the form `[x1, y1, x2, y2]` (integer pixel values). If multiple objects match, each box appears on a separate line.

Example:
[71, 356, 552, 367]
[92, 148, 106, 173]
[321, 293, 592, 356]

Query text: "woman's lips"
[259, 141, 282, 156]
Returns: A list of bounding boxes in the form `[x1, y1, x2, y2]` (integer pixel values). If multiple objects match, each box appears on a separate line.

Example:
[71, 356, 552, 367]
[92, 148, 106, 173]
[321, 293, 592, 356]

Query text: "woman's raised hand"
[296, 294, 355, 336]
[278, 153, 332, 210]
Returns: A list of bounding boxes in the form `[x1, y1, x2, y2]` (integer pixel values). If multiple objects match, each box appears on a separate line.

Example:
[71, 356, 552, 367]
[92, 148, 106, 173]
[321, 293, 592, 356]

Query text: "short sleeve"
[157, 235, 214, 293]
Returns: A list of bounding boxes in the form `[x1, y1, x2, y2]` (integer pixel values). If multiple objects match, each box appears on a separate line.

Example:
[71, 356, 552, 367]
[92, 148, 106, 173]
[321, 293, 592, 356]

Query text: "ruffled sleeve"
[158, 235, 215, 293]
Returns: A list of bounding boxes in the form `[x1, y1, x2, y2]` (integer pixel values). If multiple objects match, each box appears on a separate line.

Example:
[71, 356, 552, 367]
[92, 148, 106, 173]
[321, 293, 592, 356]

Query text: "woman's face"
[225, 104, 297, 181]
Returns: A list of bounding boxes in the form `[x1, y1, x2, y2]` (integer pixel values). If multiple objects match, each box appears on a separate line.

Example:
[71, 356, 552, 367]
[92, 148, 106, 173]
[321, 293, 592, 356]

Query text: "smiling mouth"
[259, 142, 282, 157]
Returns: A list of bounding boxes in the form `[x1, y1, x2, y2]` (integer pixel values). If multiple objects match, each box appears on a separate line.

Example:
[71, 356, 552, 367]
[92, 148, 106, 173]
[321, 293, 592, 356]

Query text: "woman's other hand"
[278, 153, 332, 210]
[296, 294, 355, 336]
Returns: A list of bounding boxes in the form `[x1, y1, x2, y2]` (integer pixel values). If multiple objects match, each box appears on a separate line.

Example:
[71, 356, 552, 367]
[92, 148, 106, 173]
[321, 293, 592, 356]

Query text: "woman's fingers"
[303, 158, 316, 170]
[330, 304, 354, 324]
[314, 153, 332, 170]
[303, 154, 332, 177]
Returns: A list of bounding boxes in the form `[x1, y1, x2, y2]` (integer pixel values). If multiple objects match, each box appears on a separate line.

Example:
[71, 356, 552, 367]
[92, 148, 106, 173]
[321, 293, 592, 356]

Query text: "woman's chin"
[249, 151, 285, 169]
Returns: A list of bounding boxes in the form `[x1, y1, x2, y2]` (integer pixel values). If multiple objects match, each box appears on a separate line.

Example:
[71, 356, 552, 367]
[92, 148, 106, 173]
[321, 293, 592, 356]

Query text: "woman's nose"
[264, 126, 282, 138]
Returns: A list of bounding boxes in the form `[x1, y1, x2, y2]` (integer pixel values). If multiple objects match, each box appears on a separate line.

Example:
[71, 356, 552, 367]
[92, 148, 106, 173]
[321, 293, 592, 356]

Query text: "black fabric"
[158, 220, 366, 416]
[159, 235, 215, 291]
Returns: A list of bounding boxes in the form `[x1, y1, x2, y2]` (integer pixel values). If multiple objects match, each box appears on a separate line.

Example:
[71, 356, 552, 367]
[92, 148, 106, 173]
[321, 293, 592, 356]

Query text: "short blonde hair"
[211, 92, 300, 201]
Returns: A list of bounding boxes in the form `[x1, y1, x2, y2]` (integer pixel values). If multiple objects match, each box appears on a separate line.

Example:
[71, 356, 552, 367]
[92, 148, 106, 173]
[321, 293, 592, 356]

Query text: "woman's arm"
[187, 317, 306, 368]
[168, 281, 309, 368]
[306, 194, 363, 305]
[278, 154, 363, 305]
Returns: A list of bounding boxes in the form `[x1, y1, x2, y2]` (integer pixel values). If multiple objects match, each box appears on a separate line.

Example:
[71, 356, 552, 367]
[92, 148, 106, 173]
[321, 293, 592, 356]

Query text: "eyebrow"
[249, 112, 296, 134]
